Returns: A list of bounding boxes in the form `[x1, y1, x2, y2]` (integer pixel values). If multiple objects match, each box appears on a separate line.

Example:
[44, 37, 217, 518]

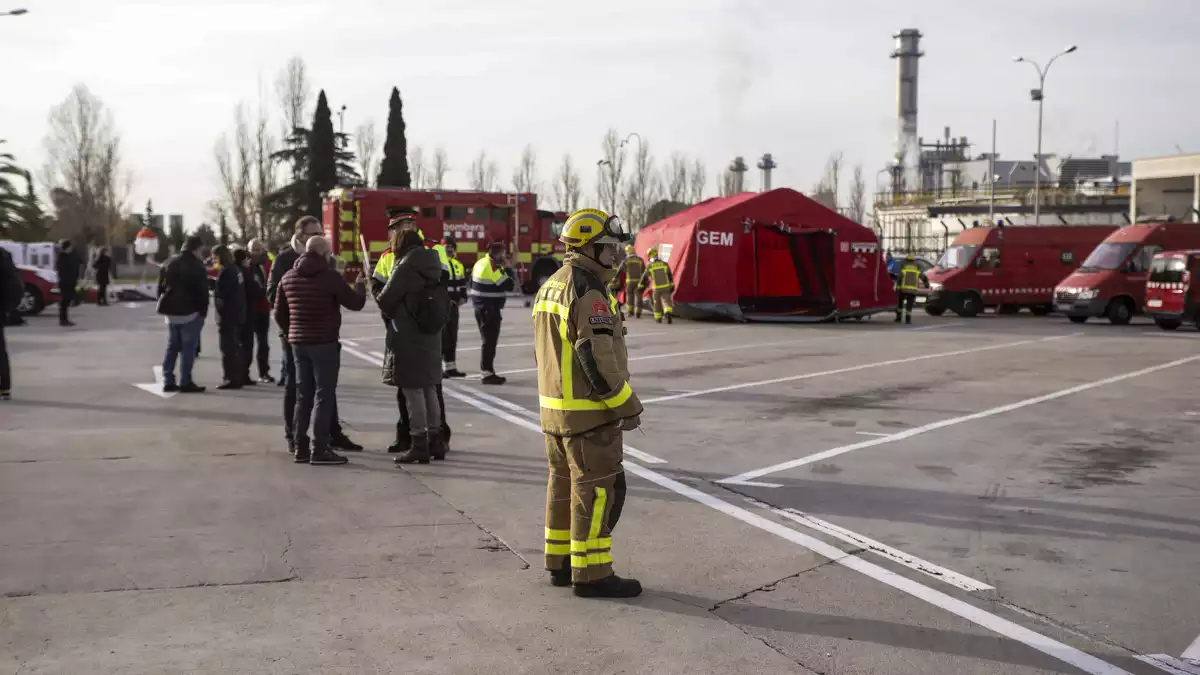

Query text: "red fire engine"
[322, 188, 567, 293]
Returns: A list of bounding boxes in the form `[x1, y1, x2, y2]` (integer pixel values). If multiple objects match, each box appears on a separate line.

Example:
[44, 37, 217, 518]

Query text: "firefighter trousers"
[544, 425, 627, 584]
[651, 288, 674, 320]
[895, 292, 916, 322]
[624, 281, 642, 317]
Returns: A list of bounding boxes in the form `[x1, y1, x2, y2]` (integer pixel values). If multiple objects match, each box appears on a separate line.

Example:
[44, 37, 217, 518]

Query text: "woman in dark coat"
[93, 248, 113, 306]
[377, 230, 445, 464]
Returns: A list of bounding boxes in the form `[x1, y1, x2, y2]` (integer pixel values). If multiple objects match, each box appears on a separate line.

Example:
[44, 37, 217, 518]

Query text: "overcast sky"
[3, 0, 1197, 230]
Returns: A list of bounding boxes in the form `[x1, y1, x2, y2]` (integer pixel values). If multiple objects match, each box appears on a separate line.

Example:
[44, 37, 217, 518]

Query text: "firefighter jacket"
[446, 257, 468, 303]
[613, 254, 644, 291]
[470, 255, 514, 310]
[896, 263, 922, 293]
[533, 251, 643, 437]
[639, 258, 674, 291]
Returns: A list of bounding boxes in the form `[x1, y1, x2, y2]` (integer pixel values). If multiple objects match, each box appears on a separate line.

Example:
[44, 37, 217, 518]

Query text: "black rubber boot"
[293, 440, 310, 464]
[394, 434, 430, 465]
[386, 430, 412, 454]
[549, 566, 572, 588]
[429, 432, 447, 461]
[666, 314, 672, 324]
[329, 433, 362, 452]
[573, 575, 642, 598]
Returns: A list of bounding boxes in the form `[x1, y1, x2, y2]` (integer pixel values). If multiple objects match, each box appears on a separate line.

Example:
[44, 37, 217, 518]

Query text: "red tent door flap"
[739, 224, 835, 317]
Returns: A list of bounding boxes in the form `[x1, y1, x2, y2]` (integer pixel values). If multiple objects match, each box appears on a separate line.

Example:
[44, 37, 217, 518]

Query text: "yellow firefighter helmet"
[559, 208, 630, 248]
[625, 244, 635, 255]
[647, 247, 658, 259]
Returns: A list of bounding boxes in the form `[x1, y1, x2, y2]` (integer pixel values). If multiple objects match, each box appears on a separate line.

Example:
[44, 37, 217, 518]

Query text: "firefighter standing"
[618, 244, 645, 318]
[535, 208, 643, 598]
[469, 240, 515, 385]
[895, 255, 922, 324]
[639, 247, 675, 324]
[442, 237, 468, 378]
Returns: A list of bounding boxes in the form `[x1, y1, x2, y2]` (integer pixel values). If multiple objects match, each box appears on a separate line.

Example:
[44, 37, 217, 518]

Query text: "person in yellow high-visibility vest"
[638, 247, 675, 324]
[618, 244, 645, 318]
[895, 255, 923, 324]
[441, 237, 468, 378]
[469, 240, 516, 385]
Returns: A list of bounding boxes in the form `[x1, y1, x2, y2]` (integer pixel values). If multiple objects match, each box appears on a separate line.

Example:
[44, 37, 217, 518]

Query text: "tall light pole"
[1014, 45, 1077, 225]
[1, 8, 27, 15]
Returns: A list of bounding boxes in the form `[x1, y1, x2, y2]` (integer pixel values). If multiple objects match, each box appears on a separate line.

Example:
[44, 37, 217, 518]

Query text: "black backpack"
[406, 272, 452, 334]
[0, 249, 22, 313]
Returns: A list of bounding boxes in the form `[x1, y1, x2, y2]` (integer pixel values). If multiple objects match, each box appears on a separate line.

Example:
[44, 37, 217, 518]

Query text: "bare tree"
[355, 120, 378, 188]
[663, 153, 689, 203]
[431, 147, 449, 189]
[689, 158, 707, 203]
[274, 56, 311, 134]
[251, 102, 277, 241]
[553, 154, 582, 213]
[847, 163, 867, 223]
[511, 144, 539, 194]
[408, 145, 425, 190]
[810, 151, 844, 211]
[597, 128, 627, 216]
[718, 169, 738, 197]
[469, 151, 498, 191]
[214, 104, 254, 240]
[41, 84, 129, 247]
[625, 139, 661, 230]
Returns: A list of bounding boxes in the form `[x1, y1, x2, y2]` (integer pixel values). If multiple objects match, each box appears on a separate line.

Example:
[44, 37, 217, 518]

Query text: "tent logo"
[697, 230, 734, 246]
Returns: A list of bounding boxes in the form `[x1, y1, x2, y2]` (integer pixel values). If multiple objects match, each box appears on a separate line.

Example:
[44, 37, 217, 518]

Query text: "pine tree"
[307, 90, 337, 217]
[376, 87, 410, 188]
[264, 126, 309, 232]
[167, 215, 185, 254]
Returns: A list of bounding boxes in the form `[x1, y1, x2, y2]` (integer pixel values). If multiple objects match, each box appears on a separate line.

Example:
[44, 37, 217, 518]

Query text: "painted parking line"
[855, 431, 892, 437]
[643, 334, 1078, 404]
[367, 367, 1130, 675]
[743, 497, 993, 592]
[1134, 655, 1200, 675]
[1144, 332, 1200, 340]
[720, 353, 1200, 487]
[906, 322, 966, 332]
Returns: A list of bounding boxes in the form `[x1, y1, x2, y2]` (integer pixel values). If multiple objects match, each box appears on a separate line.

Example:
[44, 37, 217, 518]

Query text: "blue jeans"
[163, 315, 205, 386]
[293, 342, 340, 451]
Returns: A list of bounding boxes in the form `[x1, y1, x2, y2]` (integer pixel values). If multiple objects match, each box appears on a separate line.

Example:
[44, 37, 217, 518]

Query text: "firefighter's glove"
[620, 415, 641, 431]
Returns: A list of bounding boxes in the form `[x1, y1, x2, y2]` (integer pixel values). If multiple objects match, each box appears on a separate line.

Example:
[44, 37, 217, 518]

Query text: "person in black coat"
[212, 245, 246, 390]
[92, 248, 113, 306]
[55, 240, 82, 326]
[235, 247, 268, 386]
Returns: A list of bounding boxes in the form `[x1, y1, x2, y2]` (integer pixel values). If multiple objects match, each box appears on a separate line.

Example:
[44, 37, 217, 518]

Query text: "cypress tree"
[307, 90, 337, 218]
[376, 87, 411, 188]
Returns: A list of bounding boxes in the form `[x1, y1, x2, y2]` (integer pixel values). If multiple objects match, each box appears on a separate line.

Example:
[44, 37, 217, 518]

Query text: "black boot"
[549, 566, 572, 588]
[894, 315, 901, 323]
[309, 447, 348, 466]
[293, 439, 310, 464]
[329, 431, 362, 452]
[386, 428, 412, 454]
[573, 574, 642, 598]
[666, 314, 672, 324]
[429, 432, 447, 461]
[394, 434, 430, 465]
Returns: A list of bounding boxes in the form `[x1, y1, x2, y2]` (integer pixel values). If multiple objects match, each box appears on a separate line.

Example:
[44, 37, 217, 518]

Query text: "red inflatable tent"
[633, 188, 896, 322]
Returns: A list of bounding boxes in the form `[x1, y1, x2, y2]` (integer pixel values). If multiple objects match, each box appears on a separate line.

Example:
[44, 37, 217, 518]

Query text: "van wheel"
[1106, 298, 1134, 325]
[1068, 315, 1088, 324]
[1155, 318, 1181, 331]
[924, 306, 946, 317]
[997, 304, 1020, 315]
[1029, 305, 1051, 316]
[954, 293, 982, 318]
[18, 284, 45, 315]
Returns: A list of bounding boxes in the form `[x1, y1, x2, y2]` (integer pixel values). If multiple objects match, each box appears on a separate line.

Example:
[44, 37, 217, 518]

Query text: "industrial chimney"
[729, 156, 748, 194]
[757, 153, 777, 192]
[891, 29, 923, 192]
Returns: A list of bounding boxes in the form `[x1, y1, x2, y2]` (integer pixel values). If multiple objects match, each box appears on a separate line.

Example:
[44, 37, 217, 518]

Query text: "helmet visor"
[596, 215, 631, 244]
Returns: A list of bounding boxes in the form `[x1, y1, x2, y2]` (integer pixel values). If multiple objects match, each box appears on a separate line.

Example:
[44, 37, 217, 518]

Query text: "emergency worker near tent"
[638, 247, 675, 324]
[534, 208, 643, 599]
[372, 214, 452, 453]
[441, 237, 468, 378]
[894, 255, 922, 324]
[617, 244, 645, 318]
[469, 240, 515, 385]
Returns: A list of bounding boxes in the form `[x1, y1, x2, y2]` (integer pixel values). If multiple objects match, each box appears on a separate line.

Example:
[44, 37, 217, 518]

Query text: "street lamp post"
[1014, 45, 1077, 225]
[1, 7, 28, 15]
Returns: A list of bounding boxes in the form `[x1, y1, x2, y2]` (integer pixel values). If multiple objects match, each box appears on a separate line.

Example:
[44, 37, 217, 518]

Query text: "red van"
[1055, 221, 1200, 324]
[1145, 250, 1200, 330]
[924, 225, 1117, 317]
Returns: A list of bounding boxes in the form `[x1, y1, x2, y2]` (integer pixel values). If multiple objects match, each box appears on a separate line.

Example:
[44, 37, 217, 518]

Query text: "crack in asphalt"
[5, 576, 300, 599]
[279, 531, 299, 580]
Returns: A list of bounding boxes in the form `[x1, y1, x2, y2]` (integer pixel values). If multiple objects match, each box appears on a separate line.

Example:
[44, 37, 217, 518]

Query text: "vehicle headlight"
[928, 282, 943, 292]
[1077, 288, 1099, 300]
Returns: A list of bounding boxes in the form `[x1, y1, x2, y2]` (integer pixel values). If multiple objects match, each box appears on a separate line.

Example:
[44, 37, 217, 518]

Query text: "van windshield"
[1150, 257, 1188, 283]
[937, 245, 977, 270]
[1079, 242, 1136, 272]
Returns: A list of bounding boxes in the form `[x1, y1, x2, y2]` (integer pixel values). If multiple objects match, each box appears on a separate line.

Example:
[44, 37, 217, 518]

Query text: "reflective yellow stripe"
[338, 251, 356, 262]
[588, 551, 613, 566]
[517, 252, 533, 263]
[587, 537, 612, 550]
[533, 299, 570, 318]
[339, 229, 354, 242]
[571, 556, 589, 568]
[457, 242, 479, 253]
[601, 382, 634, 409]
[545, 528, 570, 541]
[369, 241, 389, 252]
[539, 396, 608, 411]
[339, 210, 354, 223]
[545, 543, 571, 556]
[570, 540, 589, 554]
[588, 487, 607, 541]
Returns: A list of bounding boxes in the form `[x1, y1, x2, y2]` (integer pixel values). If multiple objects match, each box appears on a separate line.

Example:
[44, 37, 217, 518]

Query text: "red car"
[16, 264, 61, 315]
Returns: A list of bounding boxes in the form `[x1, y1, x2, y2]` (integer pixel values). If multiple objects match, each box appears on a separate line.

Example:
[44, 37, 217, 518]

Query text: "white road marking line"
[644, 334, 1078, 404]
[906, 322, 966, 332]
[720, 353, 1200, 486]
[748, 500, 993, 592]
[369, 351, 386, 360]
[1145, 332, 1200, 340]
[496, 335, 844, 377]
[457, 340, 534, 352]
[361, 368, 1129, 675]
[341, 340, 359, 347]
[133, 366, 176, 399]
[855, 431, 892, 437]
[1135, 655, 1200, 675]
[1184, 634, 1200, 661]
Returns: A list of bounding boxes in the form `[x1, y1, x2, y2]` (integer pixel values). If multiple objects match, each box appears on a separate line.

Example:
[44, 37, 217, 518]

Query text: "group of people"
[610, 244, 677, 324]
